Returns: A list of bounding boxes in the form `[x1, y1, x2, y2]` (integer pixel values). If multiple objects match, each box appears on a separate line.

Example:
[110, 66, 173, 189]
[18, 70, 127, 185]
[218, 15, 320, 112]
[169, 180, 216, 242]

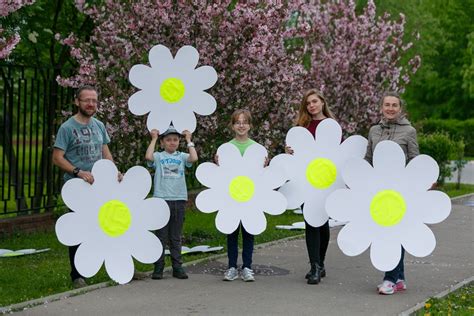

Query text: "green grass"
[0, 209, 303, 307]
[438, 183, 474, 198]
[414, 283, 473, 315]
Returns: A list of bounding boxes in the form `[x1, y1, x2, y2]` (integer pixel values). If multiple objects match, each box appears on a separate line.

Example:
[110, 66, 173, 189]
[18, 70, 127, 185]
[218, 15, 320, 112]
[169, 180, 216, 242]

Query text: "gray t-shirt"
[54, 116, 110, 181]
[148, 151, 192, 200]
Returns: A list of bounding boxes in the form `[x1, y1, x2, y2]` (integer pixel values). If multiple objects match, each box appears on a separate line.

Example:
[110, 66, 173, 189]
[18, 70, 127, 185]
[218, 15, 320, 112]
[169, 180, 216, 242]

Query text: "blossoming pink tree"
[58, 0, 419, 168]
[0, 0, 35, 59]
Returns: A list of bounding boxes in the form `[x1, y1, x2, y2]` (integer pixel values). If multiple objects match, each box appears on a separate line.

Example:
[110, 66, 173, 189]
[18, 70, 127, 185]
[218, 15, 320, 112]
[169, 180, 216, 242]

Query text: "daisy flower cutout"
[128, 44, 218, 133]
[195, 143, 288, 235]
[326, 140, 451, 271]
[55, 159, 170, 284]
[272, 119, 367, 227]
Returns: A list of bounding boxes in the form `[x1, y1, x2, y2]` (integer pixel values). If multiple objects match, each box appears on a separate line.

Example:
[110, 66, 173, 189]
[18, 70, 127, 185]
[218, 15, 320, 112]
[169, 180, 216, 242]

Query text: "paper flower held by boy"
[272, 119, 367, 227]
[55, 159, 170, 284]
[326, 140, 451, 271]
[195, 143, 288, 235]
[128, 44, 218, 133]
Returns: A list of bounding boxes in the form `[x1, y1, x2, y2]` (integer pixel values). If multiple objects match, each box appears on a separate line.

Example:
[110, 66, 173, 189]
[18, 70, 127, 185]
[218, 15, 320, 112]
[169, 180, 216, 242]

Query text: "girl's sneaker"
[395, 279, 407, 291]
[223, 267, 239, 281]
[378, 280, 396, 295]
[241, 267, 255, 282]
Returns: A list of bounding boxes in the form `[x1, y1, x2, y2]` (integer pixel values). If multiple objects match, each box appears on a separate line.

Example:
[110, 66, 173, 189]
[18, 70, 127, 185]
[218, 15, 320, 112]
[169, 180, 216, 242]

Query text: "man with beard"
[52, 85, 115, 288]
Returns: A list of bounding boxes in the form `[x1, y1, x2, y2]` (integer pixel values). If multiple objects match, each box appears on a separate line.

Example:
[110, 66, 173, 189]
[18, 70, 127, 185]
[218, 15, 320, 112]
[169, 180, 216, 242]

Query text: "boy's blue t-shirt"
[53, 117, 110, 181]
[148, 151, 192, 200]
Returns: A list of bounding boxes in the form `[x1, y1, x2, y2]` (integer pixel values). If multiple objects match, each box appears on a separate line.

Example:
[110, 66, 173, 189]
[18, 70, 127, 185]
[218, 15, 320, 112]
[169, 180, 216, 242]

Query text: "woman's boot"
[307, 263, 321, 284]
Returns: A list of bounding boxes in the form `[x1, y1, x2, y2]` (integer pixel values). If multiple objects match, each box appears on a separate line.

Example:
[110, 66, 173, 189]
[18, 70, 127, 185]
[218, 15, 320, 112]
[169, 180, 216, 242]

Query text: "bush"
[418, 132, 465, 185]
[416, 118, 474, 157]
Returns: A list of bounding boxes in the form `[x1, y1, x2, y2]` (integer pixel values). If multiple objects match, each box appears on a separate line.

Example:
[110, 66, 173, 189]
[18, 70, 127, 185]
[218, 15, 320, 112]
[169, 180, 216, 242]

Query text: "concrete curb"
[398, 276, 474, 316]
[0, 233, 304, 314]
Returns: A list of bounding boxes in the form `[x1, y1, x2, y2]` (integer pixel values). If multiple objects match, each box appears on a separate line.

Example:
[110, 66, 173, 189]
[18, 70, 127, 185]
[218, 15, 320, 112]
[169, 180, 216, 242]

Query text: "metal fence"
[1, 64, 74, 216]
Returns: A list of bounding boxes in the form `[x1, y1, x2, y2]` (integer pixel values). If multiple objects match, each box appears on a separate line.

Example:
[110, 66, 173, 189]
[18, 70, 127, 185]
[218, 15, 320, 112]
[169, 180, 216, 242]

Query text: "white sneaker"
[241, 267, 255, 282]
[378, 280, 396, 295]
[223, 267, 239, 281]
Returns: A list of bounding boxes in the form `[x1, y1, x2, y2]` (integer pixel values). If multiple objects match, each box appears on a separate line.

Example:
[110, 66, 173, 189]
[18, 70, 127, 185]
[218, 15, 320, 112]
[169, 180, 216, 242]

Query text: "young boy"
[145, 125, 198, 279]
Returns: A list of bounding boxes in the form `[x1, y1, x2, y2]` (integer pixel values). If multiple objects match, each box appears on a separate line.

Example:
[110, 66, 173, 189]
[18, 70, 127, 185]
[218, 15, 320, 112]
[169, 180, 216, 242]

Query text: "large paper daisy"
[326, 140, 451, 271]
[195, 143, 288, 235]
[128, 44, 218, 133]
[272, 119, 367, 227]
[55, 159, 170, 284]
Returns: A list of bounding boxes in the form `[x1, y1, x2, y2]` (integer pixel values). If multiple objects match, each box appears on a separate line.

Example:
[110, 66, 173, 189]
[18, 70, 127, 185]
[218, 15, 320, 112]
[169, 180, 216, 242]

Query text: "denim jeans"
[384, 248, 405, 283]
[227, 224, 254, 269]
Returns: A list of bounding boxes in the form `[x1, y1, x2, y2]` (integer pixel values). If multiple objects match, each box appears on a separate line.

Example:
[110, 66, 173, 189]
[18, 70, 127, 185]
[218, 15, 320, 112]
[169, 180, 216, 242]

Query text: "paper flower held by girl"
[55, 160, 170, 284]
[326, 140, 451, 271]
[128, 44, 218, 133]
[195, 143, 288, 235]
[272, 119, 367, 227]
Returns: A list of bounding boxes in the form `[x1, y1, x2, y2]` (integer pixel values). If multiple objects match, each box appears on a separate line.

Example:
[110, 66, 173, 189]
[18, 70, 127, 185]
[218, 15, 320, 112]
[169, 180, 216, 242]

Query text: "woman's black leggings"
[305, 220, 330, 266]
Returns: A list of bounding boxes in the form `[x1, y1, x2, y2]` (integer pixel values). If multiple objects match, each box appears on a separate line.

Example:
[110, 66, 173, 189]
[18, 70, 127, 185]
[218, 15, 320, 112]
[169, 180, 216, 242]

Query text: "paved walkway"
[13, 195, 474, 316]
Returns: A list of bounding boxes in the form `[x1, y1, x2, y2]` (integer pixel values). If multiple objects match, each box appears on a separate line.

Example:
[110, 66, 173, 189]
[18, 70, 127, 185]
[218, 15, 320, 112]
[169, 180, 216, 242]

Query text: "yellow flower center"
[160, 78, 185, 103]
[98, 200, 132, 237]
[228, 176, 255, 202]
[370, 190, 406, 227]
[305, 158, 337, 189]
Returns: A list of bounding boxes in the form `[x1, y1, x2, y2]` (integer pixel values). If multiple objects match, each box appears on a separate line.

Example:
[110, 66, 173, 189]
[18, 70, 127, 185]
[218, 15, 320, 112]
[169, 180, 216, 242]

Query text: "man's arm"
[52, 148, 95, 183]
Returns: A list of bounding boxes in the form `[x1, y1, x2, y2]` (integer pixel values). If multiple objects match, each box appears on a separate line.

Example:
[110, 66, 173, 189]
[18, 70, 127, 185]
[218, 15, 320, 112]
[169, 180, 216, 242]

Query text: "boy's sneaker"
[172, 267, 188, 279]
[223, 267, 239, 281]
[241, 267, 255, 282]
[395, 279, 407, 291]
[72, 277, 87, 289]
[378, 280, 396, 295]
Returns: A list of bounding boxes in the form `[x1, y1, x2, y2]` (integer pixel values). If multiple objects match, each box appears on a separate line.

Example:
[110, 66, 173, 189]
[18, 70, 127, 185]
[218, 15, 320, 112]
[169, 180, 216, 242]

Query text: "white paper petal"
[337, 223, 372, 256]
[314, 118, 342, 147]
[128, 90, 153, 116]
[146, 108, 172, 133]
[215, 208, 241, 234]
[270, 153, 295, 181]
[195, 189, 219, 214]
[400, 223, 436, 257]
[339, 135, 368, 160]
[373, 141, 406, 173]
[285, 127, 315, 157]
[242, 144, 267, 167]
[61, 179, 95, 213]
[191, 92, 217, 116]
[174, 45, 199, 70]
[259, 190, 287, 215]
[104, 251, 135, 284]
[171, 108, 197, 133]
[278, 180, 305, 209]
[134, 198, 170, 231]
[370, 238, 402, 272]
[195, 162, 220, 188]
[262, 166, 288, 190]
[118, 166, 151, 200]
[191, 66, 218, 90]
[341, 157, 376, 190]
[410, 190, 451, 224]
[216, 143, 242, 169]
[55, 213, 85, 246]
[404, 155, 439, 190]
[241, 210, 266, 235]
[91, 160, 119, 193]
[325, 189, 358, 222]
[149, 44, 173, 69]
[74, 241, 105, 278]
[302, 190, 329, 227]
[130, 231, 162, 263]
[128, 64, 153, 90]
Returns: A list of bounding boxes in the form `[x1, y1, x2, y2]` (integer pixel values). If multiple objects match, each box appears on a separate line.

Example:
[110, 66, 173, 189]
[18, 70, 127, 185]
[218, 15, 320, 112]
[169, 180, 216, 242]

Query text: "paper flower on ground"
[195, 143, 288, 235]
[55, 159, 170, 284]
[128, 44, 218, 133]
[272, 119, 367, 227]
[326, 140, 451, 271]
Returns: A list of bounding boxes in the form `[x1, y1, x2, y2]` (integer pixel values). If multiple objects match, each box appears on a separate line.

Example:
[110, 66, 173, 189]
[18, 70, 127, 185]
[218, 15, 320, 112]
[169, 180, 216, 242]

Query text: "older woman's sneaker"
[395, 279, 407, 291]
[223, 267, 239, 281]
[241, 267, 255, 282]
[378, 280, 396, 295]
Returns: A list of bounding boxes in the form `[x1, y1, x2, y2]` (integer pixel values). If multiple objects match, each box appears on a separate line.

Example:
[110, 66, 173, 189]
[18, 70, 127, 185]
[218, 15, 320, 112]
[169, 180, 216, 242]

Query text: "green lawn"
[0, 209, 303, 307]
[439, 183, 474, 198]
[414, 283, 473, 315]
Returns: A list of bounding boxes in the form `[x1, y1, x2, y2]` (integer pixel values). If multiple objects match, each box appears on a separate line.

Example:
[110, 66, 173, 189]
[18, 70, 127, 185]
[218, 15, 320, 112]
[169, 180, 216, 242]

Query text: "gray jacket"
[365, 117, 419, 165]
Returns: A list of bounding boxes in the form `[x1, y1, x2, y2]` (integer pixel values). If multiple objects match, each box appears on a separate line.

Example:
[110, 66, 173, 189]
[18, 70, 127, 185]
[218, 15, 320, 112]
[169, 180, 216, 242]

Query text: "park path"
[13, 195, 474, 316]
